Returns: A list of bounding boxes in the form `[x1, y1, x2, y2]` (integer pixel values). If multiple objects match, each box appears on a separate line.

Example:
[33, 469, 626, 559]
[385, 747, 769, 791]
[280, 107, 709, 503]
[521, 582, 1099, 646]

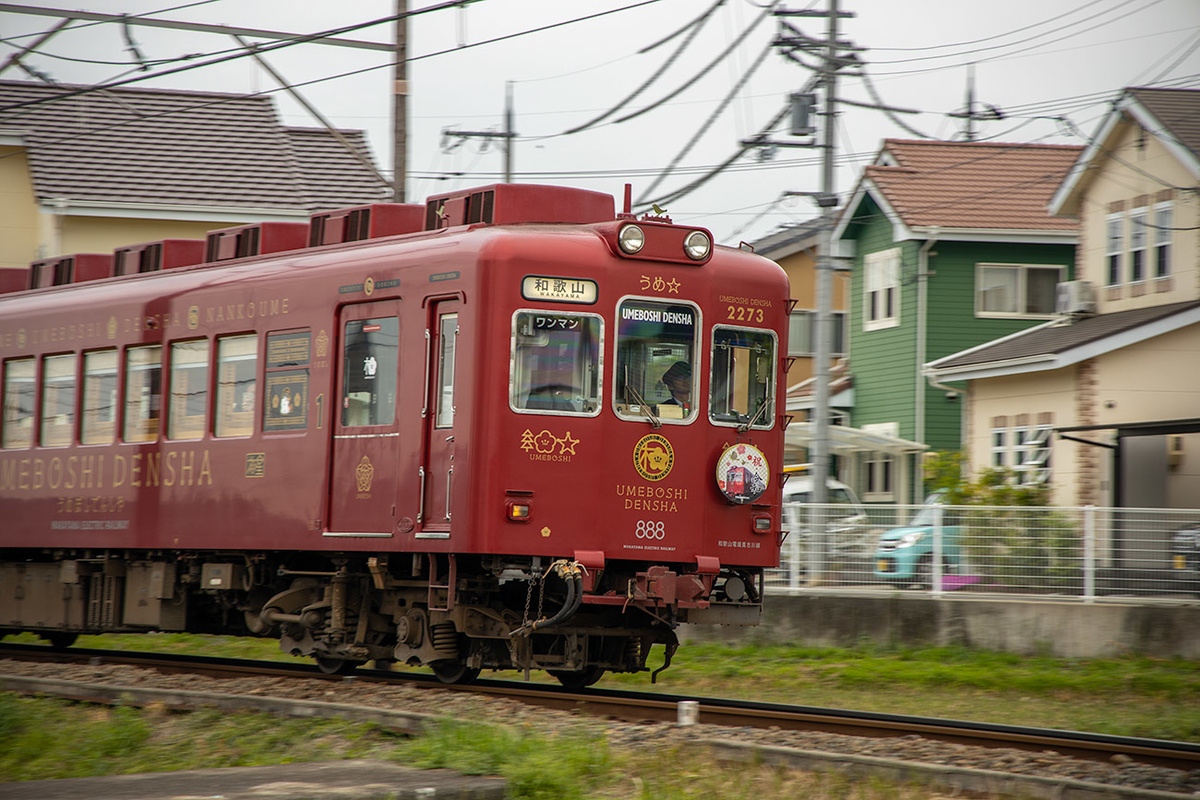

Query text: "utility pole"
[771, 0, 856, 583]
[393, 0, 408, 202]
[949, 65, 1003, 142]
[442, 82, 517, 183]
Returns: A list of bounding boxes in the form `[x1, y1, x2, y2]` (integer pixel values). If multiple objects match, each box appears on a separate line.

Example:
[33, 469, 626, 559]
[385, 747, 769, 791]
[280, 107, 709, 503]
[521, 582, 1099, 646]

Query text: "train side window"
[168, 340, 209, 440]
[264, 330, 310, 433]
[710, 326, 776, 430]
[613, 299, 699, 424]
[2, 358, 36, 449]
[123, 345, 162, 443]
[510, 311, 601, 415]
[215, 335, 257, 438]
[341, 318, 398, 426]
[81, 350, 118, 445]
[435, 313, 457, 428]
[40, 353, 77, 447]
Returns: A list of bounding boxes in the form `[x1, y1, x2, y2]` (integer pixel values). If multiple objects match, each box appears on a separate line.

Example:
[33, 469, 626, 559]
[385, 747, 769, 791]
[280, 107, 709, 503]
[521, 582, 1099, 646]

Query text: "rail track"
[3, 640, 1198, 775]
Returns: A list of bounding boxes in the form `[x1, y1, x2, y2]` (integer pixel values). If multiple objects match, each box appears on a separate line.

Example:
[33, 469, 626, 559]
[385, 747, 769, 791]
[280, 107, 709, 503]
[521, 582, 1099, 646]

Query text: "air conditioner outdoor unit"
[1055, 280, 1097, 316]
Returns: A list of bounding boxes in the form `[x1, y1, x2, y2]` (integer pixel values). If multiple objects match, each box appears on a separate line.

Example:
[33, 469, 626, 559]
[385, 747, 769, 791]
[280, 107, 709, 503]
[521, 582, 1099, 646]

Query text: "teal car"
[873, 493, 965, 588]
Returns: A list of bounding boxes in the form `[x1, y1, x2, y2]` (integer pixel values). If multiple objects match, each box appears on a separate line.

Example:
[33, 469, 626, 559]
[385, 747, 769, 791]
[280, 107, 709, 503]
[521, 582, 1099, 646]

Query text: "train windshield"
[510, 311, 601, 415]
[613, 299, 699, 424]
[709, 326, 776, 430]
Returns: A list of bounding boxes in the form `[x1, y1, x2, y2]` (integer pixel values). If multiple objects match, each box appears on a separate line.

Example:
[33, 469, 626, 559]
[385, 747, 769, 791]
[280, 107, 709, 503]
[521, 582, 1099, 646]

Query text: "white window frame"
[861, 421, 897, 501]
[1106, 213, 1123, 287]
[1015, 424, 1052, 486]
[788, 309, 847, 357]
[991, 426, 1007, 469]
[1129, 207, 1148, 284]
[975, 263, 1064, 319]
[863, 248, 899, 331]
[1153, 201, 1172, 279]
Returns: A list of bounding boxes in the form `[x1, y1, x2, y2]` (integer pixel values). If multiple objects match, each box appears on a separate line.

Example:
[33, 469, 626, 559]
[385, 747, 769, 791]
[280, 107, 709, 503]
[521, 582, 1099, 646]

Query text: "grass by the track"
[3, 631, 1198, 798]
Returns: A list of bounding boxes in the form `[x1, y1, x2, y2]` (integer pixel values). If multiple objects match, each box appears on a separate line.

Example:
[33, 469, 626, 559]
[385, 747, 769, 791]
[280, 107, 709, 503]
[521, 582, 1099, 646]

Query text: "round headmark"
[715, 443, 770, 504]
[633, 434, 674, 481]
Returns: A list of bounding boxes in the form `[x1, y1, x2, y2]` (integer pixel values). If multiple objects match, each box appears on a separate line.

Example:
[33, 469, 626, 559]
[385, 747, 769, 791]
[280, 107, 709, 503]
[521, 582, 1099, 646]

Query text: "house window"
[976, 264, 1063, 317]
[1106, 214, 1122, 286]
[1129, 208, 1147, 283]
[991, 426, 1007, 468]
[1154, 202, 1172, 279]
[861, 422, 897, 500]
[1017, 425, 1052, 485]
[990, 416, 1051, 485]
[788, 310, 847, 356]
[863, 248, 899, 330]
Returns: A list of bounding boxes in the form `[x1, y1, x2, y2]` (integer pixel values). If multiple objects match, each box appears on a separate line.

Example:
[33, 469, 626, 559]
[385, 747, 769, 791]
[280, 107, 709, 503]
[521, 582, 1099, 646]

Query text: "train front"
[471, 195, 790, 684]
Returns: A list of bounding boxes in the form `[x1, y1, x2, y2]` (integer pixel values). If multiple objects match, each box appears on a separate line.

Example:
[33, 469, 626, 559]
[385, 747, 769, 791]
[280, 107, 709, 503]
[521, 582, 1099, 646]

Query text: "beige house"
[926, 87, 1200, 509]
[0, 79, 390, 283]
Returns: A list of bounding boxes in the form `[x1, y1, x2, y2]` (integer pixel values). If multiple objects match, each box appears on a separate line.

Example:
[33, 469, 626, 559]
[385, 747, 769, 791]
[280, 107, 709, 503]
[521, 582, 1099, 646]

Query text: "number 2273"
[726, 305, 764, 323]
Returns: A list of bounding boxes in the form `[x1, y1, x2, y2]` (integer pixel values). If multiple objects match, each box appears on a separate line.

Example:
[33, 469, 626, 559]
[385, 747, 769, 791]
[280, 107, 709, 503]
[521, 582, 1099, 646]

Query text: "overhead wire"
[635, 41, 777, 204]
[561, 0, 725, 135]
[613, 0, 778, 125]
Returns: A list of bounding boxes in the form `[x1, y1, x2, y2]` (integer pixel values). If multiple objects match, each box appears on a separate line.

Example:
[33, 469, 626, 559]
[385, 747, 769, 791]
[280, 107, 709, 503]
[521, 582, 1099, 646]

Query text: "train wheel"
[549, 665, 605, 690]
[42, 632, 78, 649]
[431, 661, 481, 685]
[314, 656, 362, 675]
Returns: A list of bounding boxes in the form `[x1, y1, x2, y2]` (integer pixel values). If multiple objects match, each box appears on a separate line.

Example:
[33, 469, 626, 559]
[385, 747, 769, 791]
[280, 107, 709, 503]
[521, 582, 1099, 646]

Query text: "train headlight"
[683, 230, 711, 261]
[618, 224, 645, 254]
[506, 501, 532, 523]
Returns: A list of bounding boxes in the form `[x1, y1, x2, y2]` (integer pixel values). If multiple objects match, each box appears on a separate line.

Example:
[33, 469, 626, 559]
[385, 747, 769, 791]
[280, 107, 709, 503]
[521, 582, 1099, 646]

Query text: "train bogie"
[0, 184, 788, 682]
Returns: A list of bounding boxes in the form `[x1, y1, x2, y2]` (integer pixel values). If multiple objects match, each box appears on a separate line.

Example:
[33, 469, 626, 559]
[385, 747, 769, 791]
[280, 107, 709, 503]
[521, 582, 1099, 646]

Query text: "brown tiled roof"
[0, 80, 390, 212]
[932, 300, 1200, 370]
[863, 140, 1083, 231]
[1129, 87, 1200, 160]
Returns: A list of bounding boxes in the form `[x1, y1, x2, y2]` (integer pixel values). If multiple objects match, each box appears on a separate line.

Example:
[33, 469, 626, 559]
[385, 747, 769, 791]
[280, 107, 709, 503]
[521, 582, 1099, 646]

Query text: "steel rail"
[3, 642, 1198, 772]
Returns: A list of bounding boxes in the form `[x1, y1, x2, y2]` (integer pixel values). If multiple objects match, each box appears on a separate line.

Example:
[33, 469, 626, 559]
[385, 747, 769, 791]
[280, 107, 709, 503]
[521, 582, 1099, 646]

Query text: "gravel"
[3, 658, 1199, 796]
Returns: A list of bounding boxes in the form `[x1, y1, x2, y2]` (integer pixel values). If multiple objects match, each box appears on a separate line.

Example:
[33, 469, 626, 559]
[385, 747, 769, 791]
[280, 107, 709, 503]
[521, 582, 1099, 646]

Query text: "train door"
[417, 300, 458, 538]
[328, 301, 402, 536]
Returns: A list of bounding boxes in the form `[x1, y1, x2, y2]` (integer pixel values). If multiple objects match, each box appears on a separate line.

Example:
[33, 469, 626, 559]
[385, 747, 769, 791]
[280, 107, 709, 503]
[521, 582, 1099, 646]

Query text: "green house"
[830, 139, 1081, 502]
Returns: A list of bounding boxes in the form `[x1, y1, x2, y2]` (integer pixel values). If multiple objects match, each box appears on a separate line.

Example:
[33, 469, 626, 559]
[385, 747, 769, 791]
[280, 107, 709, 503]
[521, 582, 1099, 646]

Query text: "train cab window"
[123, 345, 161, 443]
[40, 354, 77, 447]
[510, 311, 601, 415]
[81, 350, 118, 445]
[168, 340, 209, 440]
[341, 317, 398, 426]
[215, 335, 257, 438]
[1, 358, 35, 449]
[710, 326, 776, 430]
[435, 313, 457, 428]
[613, 299, 699, 424]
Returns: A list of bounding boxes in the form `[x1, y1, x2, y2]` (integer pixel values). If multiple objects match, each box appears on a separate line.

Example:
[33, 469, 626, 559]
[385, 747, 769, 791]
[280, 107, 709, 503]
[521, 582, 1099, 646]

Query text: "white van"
[781, 474, 875, 557]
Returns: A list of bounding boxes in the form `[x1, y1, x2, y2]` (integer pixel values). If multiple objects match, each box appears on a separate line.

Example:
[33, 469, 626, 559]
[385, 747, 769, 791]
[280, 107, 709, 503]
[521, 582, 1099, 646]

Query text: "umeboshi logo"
[633, 434, 674, 481]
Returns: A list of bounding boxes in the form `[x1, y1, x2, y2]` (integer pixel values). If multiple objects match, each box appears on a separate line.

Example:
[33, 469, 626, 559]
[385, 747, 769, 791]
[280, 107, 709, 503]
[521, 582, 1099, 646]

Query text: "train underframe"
[0, 550, 763, 686]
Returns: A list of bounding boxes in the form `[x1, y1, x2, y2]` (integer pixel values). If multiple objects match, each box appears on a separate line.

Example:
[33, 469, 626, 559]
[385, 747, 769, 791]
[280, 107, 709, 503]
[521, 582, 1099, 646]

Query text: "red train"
[0, 183, 789, 685]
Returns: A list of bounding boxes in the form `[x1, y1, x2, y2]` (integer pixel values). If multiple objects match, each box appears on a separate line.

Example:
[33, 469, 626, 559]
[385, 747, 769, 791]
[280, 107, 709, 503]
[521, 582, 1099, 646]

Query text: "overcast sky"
[3, 0, 1198, 245]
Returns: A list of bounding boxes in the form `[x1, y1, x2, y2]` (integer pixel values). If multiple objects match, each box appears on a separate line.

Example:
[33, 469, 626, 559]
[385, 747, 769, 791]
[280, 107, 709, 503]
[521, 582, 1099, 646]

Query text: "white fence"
[766, 502, 1200, 601]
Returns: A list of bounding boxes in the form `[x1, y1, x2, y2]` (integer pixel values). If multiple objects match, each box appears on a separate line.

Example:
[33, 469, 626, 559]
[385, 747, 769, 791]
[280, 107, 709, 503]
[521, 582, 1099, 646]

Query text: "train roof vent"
[113, 239, 205, 276]
[424, 184, 615, 230]
[205, 221, 309, 263]
[28, 254, 113, 289]
[0, 269, 27, 295]
[309, 203, 425, 246]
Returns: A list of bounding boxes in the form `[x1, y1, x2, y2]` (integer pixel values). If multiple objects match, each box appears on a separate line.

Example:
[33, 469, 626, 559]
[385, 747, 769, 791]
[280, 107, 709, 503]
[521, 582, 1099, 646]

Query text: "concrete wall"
[683, 594, 1200, 659]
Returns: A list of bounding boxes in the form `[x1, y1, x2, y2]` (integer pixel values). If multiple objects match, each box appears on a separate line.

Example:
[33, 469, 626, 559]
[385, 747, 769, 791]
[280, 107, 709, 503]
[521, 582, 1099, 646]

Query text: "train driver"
[661, 361, 692, 413]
